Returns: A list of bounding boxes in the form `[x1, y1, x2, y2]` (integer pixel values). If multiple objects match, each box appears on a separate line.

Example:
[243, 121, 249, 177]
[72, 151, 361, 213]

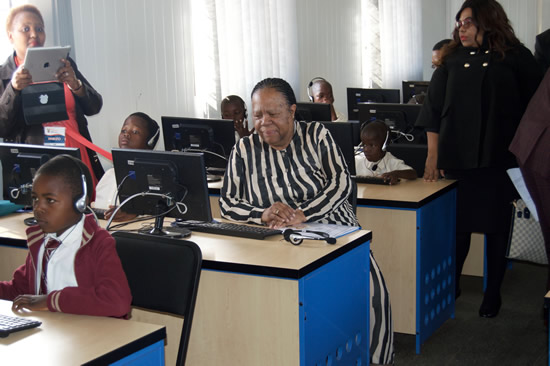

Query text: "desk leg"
[416, 189, 456, 353]
[300, 242, 370, 366]
[109, 339, 165, 366]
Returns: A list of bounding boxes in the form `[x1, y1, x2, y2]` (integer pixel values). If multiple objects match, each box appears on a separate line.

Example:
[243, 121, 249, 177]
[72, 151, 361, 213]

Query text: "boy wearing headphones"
[0, 155, 132, 316]
[221, 95, 253, 138]
[308, 77, 347, 122]
[93, 112, 160, 221]
[356, 120, 417, 184]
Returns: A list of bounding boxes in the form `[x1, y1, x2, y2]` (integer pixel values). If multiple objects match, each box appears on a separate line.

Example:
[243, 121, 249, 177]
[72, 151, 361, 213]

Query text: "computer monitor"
[0, 142, 80, 207]
[347, 88, 401, 120]
[295, 102, 332, 122]
[357, 102, 426, 144]
[402, 81, 430, 104]
[319, 121, 358, 176]
[161, 116, 236, 176]
[112, 148, 212, 236]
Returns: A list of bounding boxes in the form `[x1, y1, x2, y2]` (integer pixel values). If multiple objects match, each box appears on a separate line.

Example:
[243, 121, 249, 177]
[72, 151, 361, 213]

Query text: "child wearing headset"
[221, 95, 253, 138]
[0, 155, 131, 316]
[355, 120, 417, 184]
[308, 77, 347, 122]
[92, 112, 160, 221]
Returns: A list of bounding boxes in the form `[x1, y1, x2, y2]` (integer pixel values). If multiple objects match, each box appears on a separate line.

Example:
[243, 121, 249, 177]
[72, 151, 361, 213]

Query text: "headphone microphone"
[283, 229, 336, 245]
[382, 130, 389, 151]
[307, 77, 327, 102]
[147, 127, 160, 147]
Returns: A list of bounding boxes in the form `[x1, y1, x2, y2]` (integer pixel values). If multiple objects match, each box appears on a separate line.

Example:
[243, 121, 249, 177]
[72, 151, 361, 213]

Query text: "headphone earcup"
[307, 77, 327, 102]
[61, 155, 88, 213]
[307, 81, 314, 102]
[74, 174, 87, 213]
[283, 229, 303, 245]
[289, 234, 303, 245]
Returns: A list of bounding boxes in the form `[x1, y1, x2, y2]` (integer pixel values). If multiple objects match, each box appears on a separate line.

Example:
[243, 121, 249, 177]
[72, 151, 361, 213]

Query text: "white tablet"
[23, 46, 71, 83]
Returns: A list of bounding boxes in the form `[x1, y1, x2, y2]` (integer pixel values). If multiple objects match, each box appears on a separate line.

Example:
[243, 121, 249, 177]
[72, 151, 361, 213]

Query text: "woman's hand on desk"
[262, 203, 306, 229]
[12, 294, 48, 312]
[423, 155, 445, 182]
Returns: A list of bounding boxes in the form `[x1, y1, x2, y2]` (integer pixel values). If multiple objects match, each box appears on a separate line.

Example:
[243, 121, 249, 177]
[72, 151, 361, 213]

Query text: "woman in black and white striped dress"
[220, 77, 394, 365]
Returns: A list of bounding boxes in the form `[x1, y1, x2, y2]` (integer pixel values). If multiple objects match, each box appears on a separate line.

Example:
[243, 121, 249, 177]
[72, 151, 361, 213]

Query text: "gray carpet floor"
[393, 262, 548, 365]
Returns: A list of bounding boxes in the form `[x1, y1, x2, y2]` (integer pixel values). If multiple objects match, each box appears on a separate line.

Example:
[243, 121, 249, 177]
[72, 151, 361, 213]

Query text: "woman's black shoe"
[479, 295, 502, 318]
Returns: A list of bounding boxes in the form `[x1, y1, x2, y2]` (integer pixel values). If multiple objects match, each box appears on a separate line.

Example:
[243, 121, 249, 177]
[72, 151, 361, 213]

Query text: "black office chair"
[113, 232, 202, 366]
[386, 143, 428, 178]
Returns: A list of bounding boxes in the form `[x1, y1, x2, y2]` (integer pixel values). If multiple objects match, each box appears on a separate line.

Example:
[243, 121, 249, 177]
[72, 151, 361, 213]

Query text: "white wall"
[296, 0, 362, 118]
[69, 0, 195, 167]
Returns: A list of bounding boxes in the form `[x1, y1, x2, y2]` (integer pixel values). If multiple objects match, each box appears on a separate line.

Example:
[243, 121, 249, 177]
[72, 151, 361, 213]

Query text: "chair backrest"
[386, 143, 428, 178]
[113, 231, 202, 366]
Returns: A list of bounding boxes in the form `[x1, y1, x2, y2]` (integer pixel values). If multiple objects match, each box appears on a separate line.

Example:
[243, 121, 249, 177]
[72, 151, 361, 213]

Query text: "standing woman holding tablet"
[416, 0, 542, 318]
[0, 4, 104, 186]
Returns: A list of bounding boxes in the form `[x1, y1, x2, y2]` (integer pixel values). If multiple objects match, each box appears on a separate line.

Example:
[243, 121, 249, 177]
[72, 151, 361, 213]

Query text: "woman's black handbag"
[21, 82, 68, 125]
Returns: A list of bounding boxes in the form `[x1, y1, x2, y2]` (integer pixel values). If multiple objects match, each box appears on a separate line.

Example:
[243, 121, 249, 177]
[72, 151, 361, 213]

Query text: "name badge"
[44, 126, 66, 146]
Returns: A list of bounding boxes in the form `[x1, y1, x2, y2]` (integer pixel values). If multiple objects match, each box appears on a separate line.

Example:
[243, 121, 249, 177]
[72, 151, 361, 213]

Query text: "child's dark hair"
[221, 95, 248, 119]
[127, 112, 160, 149]
[251, 78, 297, 107]
[35, 155, 93, 202]
[361, 120, 389, 142]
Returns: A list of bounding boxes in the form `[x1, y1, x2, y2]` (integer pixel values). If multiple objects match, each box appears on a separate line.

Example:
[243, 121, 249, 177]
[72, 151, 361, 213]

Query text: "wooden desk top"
[210, 177, 457, 209]
[356, 178, 457, 208]
[0, 300, 165, 365]
[0, 213, 371, 279]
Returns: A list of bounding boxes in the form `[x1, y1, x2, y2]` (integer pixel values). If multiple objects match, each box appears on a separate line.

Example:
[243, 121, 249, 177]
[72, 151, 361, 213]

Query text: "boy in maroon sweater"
[0, 155, 131, 317]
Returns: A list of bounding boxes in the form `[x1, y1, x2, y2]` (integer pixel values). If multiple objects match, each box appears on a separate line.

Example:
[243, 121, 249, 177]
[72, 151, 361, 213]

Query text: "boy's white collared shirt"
[355, 151, 412, 177]
[35, 215, 85, 294]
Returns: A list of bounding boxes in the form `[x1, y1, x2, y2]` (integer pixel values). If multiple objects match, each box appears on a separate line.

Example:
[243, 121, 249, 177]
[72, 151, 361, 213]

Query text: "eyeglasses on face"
[455, 17, 475, 30]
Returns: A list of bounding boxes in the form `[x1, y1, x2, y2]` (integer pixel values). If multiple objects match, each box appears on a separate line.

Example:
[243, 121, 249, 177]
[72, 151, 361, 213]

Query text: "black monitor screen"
[402, 81, 429, 104]
[112, 148, 212, 224]
[161, 116, 235, 175]
[295, 102, 331, 122]
[0, 143, 80, 207]
[347, 88, 400, 120]
[319, 122, 357, 176]
[357, 102, 426, 144]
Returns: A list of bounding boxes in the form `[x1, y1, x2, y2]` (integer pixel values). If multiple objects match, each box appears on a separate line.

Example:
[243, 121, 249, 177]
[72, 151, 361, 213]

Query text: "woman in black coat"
[416, 0, 542, 318]
[0, 4, 104, 185]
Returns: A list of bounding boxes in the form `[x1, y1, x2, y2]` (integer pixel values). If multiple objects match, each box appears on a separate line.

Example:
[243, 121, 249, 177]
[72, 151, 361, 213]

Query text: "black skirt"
[445, 168, 517, 234]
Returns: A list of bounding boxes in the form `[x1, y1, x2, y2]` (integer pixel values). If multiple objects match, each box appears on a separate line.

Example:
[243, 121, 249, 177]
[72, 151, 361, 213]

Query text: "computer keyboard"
[0, 314, 41, 338]
[173, 221, 281, 240]
[355, 176, 397, 185]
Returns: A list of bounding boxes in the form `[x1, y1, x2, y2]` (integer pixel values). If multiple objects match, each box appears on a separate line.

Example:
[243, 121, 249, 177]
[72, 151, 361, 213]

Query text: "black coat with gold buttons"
[416, 42, 542, 170]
